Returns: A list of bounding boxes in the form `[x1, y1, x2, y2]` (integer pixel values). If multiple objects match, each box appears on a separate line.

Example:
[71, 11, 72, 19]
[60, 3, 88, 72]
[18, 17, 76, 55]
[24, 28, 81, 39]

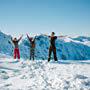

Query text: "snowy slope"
[72, 36, 90, 47]
[0, 55, 90, 90]
[0, 31, 13, 56]
[72, 36, 90, 42]
[0, 31, 90, 60]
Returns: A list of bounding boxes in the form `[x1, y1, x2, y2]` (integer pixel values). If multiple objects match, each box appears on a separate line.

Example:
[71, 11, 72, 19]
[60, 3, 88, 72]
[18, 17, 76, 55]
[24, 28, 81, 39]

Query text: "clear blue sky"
[0, 0, 90, 37]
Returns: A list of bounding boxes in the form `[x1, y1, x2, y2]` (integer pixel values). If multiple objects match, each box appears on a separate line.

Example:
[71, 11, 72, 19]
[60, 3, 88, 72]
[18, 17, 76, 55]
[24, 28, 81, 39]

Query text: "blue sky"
[0, 0, 90, 37]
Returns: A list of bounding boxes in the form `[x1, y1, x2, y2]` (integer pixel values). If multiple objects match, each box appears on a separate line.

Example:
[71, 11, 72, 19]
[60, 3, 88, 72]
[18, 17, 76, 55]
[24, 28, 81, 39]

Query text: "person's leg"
[30, 48, 32, 60]
[14, 48, 16, 59]
[17, 48, 20, 60]
[32, 48, 35, 60]
[53, 47, 58, 61]
[48, 46, 52, 62]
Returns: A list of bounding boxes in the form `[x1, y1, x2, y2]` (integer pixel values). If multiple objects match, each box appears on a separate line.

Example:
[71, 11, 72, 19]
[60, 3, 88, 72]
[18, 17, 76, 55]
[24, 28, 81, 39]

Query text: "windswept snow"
[0, 56, 90, 90]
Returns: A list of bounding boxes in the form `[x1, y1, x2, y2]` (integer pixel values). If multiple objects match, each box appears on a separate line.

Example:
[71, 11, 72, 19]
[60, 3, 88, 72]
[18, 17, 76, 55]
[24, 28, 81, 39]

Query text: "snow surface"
[0, 54, 90, 90]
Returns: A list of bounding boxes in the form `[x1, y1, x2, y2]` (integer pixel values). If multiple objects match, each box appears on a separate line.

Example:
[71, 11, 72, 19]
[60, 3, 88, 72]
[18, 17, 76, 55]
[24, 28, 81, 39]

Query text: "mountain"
[0, 31, 13, 56]
[0, 31, 90, 60]
[72, 36, 90, 42]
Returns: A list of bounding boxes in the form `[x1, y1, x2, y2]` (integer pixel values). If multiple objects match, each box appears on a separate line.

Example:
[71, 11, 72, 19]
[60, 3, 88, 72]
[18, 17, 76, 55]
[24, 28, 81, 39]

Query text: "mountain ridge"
[0, 31, 90, 60]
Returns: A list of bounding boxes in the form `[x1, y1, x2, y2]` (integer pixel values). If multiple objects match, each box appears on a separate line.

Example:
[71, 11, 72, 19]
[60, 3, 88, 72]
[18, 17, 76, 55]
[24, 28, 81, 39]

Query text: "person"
[27, 34, 35, 60]
[11, 35, 23, 60]
[48, 32, 58, 62]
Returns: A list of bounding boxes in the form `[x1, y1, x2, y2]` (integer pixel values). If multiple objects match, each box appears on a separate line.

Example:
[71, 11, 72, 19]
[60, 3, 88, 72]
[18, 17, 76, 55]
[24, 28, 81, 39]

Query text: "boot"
[48, 58, 50, 62]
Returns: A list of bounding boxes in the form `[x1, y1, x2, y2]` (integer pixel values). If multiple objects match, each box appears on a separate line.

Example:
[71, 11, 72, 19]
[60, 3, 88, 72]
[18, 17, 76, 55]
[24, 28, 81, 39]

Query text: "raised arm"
[11, 37, 13, 41]
[27, 34, 30, 40]
[57, 35, 67, 39]
[11, 36, 14, 42]
[26, 34, 32, 42]
[18, 35, 23, 42]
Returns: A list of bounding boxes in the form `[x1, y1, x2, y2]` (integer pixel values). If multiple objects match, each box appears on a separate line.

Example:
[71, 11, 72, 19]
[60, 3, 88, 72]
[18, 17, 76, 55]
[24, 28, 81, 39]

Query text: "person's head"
[51, 32, 55, 36]
[14, 38, 17, 41]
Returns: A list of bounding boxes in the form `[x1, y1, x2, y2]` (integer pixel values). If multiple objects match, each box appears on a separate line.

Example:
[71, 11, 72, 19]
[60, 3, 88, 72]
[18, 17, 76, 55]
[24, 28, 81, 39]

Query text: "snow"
[0, 55, 90, 90]
[85, 41, 90, 47]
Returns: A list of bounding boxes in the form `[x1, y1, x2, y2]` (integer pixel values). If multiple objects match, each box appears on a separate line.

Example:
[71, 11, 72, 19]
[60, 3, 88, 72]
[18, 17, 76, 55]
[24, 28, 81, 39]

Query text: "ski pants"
[14, 48, 20, 59]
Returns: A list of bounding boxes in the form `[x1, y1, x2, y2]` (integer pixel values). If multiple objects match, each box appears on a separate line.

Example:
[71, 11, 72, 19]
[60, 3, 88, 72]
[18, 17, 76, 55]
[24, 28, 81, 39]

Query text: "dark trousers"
[48, 46, 58, 62]
[30, 48, 35, 60]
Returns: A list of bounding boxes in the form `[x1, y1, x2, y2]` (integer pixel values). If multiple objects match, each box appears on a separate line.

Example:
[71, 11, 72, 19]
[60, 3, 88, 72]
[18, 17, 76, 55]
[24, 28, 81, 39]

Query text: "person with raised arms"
[48, 32, 58, 62]
[27, 34, 36, 60]
[11, 35, 23, 61]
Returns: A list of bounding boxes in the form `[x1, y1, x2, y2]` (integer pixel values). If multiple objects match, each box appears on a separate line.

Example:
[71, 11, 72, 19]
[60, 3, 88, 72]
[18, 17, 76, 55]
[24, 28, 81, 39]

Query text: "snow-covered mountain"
[72, 36, 90, 42]
[0, 32, 90, 90]
[0, 31, 13, 56]
[0, 31, 90, 60]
